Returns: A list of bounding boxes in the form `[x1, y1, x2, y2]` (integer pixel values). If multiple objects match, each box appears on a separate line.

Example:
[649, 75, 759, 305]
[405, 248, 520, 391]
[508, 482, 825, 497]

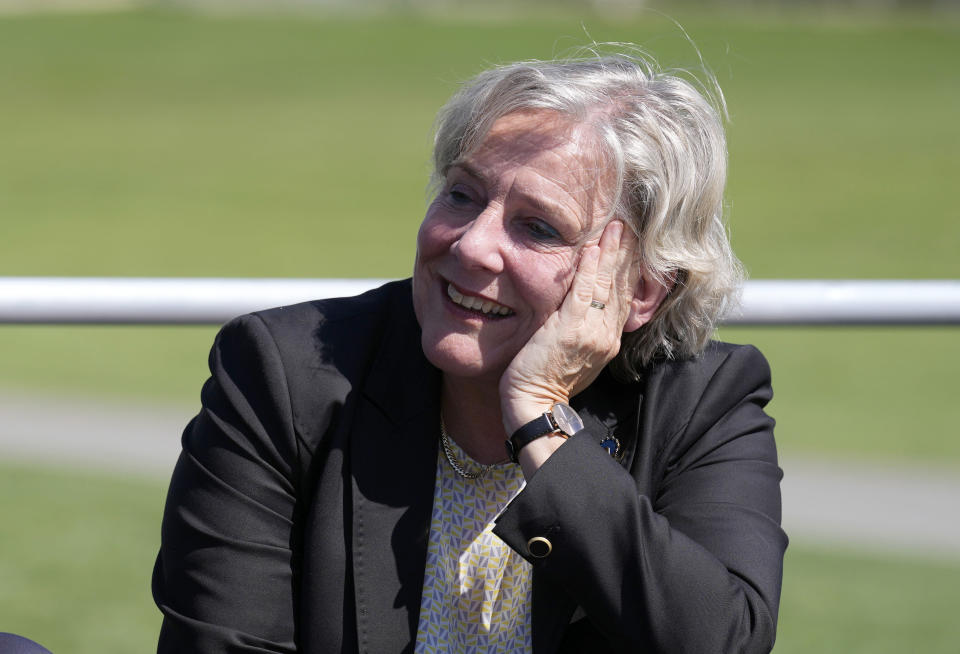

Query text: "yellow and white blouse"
[414, 437, 533, 653]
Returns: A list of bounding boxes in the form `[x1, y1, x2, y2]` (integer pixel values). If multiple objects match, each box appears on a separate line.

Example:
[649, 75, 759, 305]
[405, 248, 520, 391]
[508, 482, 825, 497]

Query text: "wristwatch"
[505, 402, 585, 463]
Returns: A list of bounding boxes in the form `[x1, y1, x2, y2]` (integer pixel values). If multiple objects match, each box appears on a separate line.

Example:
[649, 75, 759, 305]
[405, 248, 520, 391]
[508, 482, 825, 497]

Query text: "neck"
[440, 373, 509, 465]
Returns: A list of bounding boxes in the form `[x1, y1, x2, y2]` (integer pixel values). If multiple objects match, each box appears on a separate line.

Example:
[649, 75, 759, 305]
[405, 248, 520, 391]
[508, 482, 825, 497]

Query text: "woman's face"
[413, 110, 613, 382]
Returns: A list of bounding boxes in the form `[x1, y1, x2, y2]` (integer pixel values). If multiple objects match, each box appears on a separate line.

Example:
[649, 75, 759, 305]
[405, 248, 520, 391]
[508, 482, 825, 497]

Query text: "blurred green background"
[1, 2, 958, 652]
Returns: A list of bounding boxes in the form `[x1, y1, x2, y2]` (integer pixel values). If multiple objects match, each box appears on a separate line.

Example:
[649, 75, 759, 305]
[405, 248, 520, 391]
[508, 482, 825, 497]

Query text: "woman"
[154, 52, 786, 653]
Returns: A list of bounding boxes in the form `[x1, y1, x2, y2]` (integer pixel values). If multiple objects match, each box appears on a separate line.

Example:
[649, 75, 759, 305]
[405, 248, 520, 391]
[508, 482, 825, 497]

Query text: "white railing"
[1, 277, 959, 325]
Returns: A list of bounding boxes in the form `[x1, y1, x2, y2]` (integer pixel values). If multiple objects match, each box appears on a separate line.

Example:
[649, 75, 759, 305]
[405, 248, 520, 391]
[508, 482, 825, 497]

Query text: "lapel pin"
[599, 435, 621, 459]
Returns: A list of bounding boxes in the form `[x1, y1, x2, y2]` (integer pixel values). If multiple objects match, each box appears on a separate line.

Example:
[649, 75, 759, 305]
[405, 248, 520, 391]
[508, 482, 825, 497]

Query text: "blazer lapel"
[350, 289, 441, 652]
[572, 368, 644, 474]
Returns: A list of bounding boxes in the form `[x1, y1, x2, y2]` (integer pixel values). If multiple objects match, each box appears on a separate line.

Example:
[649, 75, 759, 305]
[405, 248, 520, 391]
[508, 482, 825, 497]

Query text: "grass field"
[1, 462, 958, 654]
[0, 6, 958, 652]
[1, 7, 958, 461]
[1, 10, 958, 278]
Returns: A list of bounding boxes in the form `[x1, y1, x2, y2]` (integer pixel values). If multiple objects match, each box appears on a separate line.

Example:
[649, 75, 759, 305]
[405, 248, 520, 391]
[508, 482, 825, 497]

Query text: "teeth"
[447, 283, 512, 316]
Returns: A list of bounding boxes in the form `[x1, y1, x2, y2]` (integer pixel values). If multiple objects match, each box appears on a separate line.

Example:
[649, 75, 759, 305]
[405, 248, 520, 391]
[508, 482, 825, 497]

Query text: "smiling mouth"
[446, 283, 514, 317]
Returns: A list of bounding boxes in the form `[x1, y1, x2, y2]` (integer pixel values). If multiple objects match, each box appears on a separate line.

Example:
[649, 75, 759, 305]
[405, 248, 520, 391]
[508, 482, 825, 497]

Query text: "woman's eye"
[525, 220, 561, 241]
[448, 189, 472, 205]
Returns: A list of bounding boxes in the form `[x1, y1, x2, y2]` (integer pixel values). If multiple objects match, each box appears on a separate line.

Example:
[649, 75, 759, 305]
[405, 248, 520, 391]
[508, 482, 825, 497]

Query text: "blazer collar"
[362, 279, 440, 427]
[571, 367, 644, 472]
[349, 280, 441, 651]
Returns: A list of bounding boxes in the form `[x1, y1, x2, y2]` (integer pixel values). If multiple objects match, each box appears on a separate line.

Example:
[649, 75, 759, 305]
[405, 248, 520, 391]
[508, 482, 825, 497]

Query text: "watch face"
[551, 403, 584, 436]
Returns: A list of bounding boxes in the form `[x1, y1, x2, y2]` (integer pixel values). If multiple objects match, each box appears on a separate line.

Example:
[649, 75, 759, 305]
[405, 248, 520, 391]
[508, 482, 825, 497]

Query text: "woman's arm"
[152, 314, 303, 653]
[495, 217, 782, 651]
[499, 220, 647, 476]
[494, 345, 785, 653]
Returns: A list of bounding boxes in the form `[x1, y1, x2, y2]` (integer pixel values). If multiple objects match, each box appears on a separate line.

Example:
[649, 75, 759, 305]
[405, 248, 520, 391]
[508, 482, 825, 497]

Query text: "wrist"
[504, 401, 584, 464]
[500, 385, 570, 435]
[501, 398, 556, 437]
[517, 434, 567, 478]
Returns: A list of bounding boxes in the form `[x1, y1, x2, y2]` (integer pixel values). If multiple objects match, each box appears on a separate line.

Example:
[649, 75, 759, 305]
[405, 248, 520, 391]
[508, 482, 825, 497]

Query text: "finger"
[617, 223, 640, 276]
[561, 242, 600, 323]
[591, 220, 624, 306]
[614, 225, 641, 319]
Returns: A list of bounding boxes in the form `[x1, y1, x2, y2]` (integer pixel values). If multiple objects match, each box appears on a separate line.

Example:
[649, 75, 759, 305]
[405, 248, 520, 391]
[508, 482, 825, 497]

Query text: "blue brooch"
[599, 435, 621, 458]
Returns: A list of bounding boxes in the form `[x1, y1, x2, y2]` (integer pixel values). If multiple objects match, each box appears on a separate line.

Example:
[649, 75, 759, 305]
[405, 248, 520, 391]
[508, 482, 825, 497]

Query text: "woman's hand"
[499, 220, 639, 474]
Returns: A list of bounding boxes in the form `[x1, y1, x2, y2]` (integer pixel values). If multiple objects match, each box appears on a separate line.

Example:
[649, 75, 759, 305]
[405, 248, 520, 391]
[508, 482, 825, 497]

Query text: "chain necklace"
[439, 418, 492, 480]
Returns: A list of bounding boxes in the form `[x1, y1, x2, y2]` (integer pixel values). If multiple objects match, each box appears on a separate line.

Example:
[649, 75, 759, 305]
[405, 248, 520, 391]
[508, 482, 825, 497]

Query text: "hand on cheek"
[499, 220, 639, 474]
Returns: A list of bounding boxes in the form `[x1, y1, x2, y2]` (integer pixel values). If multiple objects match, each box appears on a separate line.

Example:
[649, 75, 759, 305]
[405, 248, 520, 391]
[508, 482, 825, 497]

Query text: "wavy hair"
[430, 49, 744, 379]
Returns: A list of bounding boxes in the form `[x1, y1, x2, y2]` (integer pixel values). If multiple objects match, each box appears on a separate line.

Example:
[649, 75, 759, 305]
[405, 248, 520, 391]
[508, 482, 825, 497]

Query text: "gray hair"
[430, 50, 744, 379]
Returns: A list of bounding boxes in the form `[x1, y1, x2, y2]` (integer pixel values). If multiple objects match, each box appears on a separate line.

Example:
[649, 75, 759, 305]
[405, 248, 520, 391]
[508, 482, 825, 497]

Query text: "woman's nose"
[451, 206, 505, 273]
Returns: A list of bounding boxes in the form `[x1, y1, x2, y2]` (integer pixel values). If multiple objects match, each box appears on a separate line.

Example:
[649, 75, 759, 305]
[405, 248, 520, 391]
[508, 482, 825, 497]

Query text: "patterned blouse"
[414, 437, 533, 653]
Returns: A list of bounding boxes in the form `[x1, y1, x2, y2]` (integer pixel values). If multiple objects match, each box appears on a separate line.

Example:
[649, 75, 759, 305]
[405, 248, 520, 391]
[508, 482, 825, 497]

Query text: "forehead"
[460, 111, 609, 201]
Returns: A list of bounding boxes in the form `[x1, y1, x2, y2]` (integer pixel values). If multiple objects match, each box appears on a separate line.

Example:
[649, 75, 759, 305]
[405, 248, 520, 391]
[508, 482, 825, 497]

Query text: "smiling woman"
[153, 49, 785, 654]
[413, 111, 618, 387]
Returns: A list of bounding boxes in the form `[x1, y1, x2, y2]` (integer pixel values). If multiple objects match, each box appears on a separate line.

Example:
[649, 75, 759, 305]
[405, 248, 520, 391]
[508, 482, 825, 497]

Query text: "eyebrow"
[452, 161, 492, 189]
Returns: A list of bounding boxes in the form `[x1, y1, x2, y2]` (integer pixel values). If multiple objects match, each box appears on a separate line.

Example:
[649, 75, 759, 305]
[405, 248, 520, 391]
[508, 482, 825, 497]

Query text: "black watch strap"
[505, 413, 558, 463]
[505, 403, 584, 464]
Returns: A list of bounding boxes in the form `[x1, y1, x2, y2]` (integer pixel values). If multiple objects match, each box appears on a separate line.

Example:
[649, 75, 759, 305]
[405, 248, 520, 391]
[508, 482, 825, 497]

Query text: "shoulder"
[645, 341, 771, 403]
[207, 278, 422, 445]
[582, 342, 771, 450]
[637, 341, 774, 464]
[247, 278, 413, 349]
[215, 279, 415, 371]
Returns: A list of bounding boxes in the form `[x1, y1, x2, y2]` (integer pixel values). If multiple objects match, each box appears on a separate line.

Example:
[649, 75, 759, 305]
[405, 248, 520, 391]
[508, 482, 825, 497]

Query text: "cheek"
[416, 210, 456, 260]
[512, 250, 578, 314]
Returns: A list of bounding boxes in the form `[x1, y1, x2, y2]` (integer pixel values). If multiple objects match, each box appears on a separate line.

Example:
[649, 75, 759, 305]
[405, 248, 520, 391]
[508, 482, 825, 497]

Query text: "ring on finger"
[589, 299, 606, 310]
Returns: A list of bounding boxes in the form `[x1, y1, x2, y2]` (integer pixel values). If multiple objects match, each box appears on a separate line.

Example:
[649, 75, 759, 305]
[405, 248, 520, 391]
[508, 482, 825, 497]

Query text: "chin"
[420, 334, 504, 381]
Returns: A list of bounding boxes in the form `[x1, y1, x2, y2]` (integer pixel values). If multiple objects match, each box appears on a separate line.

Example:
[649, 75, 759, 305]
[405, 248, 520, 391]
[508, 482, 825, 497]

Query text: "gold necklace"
[439, 418, 490, 480]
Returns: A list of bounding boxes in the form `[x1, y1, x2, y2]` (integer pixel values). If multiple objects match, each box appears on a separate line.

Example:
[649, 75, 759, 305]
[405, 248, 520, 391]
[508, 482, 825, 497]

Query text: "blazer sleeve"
[152, 314, 304, 653]
[493, 345, 787, 654]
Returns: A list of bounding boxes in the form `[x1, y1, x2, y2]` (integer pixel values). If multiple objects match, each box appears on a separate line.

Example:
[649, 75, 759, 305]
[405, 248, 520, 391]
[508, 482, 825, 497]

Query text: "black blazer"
[153, 279, 786, 653]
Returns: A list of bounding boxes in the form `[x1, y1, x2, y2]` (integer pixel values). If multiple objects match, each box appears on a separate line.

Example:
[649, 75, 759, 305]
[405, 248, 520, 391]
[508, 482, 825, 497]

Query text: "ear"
[623, 272, 671, 333]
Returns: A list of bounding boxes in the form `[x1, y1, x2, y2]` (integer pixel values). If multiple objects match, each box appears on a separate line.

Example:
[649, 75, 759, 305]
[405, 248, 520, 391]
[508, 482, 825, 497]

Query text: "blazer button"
[527, 536, 552, 558]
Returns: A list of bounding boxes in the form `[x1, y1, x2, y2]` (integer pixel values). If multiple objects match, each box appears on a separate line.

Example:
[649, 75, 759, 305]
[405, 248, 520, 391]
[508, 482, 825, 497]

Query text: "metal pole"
[1, 278, 959, 326]
[731, 280, 960, 325]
